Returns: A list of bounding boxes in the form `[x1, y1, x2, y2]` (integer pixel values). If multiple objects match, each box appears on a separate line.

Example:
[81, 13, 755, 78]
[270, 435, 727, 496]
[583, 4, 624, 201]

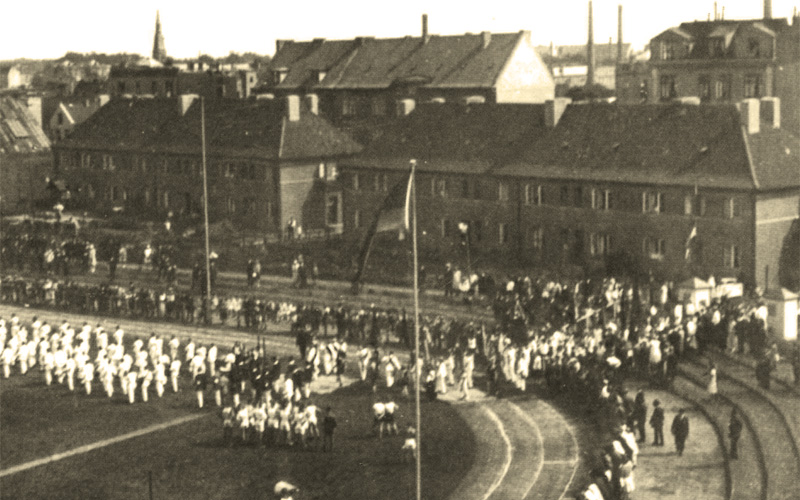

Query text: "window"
[371, 97, 386, 116]
[59, 152, 71, 170]
[643, 237, 666, 260]
[326, 193, 342, 226]
[162, 191, 170, 209]
[143, 188, 151, 205]
[498, 223, 509, 244]
[660, 42, 677, 60]
[573, 187, 583, 208]
[591, 188, 611, 210]
[525, 184, 542, 206]
[321, 162, 338, 180]
[723, 197, 740, 219]
[698, 75, 711, 102]
[471, 220, 483, 242]
[498, 182, 509, 201]
[224, 163, 235, 178]
[80, 152, 91, 169]
[659, 75, 676, 101]
[744, 75, 762, 98]
[353, 210, 361, 229]
[273, 69, 287, 85]
[117, 81, 126, 94]
[151, 81, 159, 95]
[86, 184, 95, 200]
[226, 197, 236, 214]
[342, 96, 357, 116]
[590, 233, 611, 256]
[710, 38, 726, 58]
[352, 173, 360, 190]
[441, 219, 452, 238]
[244, 198, 256, 214]
[528, 226, 543, 250]
[374, 173, 388, 192]
[724, 245, 740, 268]
[560, 186, 570, 205]
[432, 178, 446, 197]
[714, 76, 731, 101]
[748, 39, 761, 58]
[460, 179, 471, 198]
[140, 157, 148, 173]
[684, 194, 706, 216]
[642, 191, 662, 214]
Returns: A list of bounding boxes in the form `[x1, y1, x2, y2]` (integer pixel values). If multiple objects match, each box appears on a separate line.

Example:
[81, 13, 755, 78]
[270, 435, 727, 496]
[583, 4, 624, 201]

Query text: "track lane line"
[508, 401, 546, 499]
[0, 413, 207, 478]
[482, 406, 513, 500]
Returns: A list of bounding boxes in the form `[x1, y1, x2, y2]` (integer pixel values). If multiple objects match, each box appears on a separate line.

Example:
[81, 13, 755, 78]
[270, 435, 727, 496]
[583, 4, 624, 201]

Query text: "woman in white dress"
[708, 362, 719, 396]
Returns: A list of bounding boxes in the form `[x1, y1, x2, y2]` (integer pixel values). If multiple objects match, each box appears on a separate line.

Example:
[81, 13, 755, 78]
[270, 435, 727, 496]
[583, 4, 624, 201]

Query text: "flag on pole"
[685, 225, 697, 260]
[375, 172, 414, 234]
[352, 168, 415, 288]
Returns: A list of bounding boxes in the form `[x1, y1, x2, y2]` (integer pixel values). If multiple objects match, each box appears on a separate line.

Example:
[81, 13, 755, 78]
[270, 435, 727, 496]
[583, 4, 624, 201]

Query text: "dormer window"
[748, 39, 761, 58]
[315, 70, 327, 83]
[710, 38, 725, 58]
[273, 69, 288, 85]
[660, 42, 678, 60]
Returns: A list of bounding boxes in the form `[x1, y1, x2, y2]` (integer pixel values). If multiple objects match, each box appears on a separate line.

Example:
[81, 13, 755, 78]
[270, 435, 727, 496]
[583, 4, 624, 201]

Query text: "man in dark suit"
[650, 399, 665, 446]
[671, 408, 690, 456]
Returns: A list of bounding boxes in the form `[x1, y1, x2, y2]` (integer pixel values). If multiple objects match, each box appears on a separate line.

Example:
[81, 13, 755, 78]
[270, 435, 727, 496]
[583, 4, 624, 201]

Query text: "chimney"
[714, 2, 718, 20]
[545, 98, 572, 128]
[617, 4, 624, 63]
[285, 95, 301, 121]
[396, 98, 416, 116]
[422, 14, 430, 43]
[304, 93, 319, 115]
[481, 31, 492, 48]
[738, 98, 761, 134]
[760, 97, 781, 128]
[764, 0, 772, 19]
[587, 1, 595, 86]
[721, 6, 725, 20]
[549, 41, 555, 57]
[178, 94, 198, 116]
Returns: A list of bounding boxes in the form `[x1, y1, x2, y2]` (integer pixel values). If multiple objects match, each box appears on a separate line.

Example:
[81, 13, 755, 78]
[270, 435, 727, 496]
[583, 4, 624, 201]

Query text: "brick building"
[339, 99, 800, 291]
[265, 17, 554, 142]
[107, 65, 257, 100]
[52, 95, 361, 235]
[617, 11, 800, 133]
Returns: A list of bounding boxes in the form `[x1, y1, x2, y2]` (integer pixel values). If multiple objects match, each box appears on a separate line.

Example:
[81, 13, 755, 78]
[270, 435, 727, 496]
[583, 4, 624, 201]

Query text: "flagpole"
[201, 97, 212, 324]
[410, 159, 422, 500]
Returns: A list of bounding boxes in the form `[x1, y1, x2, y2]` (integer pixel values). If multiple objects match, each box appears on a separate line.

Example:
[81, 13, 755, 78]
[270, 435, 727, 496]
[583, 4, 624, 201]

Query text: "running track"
[0, 304, 580, 498]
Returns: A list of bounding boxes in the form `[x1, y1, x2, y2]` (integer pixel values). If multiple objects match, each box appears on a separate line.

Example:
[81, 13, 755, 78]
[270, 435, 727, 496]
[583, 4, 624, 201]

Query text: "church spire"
[152, 10, 167, 63]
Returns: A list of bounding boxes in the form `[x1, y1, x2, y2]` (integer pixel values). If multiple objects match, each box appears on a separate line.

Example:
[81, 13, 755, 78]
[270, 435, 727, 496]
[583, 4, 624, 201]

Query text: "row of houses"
[51, 93, 800, 292]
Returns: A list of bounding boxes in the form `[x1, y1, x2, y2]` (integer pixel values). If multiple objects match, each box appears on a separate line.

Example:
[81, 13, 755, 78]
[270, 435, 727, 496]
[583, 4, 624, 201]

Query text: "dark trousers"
[637, 422, 646, 442]
[323, 433, 334, 452]
[675, 436, 686, 456]
[653, 427, 664, 445]
[730, 436, 739, 459]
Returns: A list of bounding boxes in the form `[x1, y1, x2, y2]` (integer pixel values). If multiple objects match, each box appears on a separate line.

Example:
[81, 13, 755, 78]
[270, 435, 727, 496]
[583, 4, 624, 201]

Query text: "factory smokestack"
[764, 0, 772, 18]
[617, 4, 624, 63]
[422, 14, 430, 42]
[587, 0, 595, 86]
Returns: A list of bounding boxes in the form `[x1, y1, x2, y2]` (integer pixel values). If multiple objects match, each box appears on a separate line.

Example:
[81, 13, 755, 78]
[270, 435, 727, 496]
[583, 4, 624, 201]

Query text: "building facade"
[264, 20, 554, 143]
[52, 95, 361, 235]
[617, 14, 800, 132]
[339, 99, 800, 291]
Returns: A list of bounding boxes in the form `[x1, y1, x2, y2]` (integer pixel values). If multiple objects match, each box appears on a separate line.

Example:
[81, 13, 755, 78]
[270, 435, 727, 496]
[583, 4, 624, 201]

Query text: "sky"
[1, 0, 797, 61]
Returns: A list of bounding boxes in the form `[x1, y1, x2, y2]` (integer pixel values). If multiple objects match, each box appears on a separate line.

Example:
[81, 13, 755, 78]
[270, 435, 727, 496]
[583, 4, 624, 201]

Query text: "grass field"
[0, 337, 474, 500]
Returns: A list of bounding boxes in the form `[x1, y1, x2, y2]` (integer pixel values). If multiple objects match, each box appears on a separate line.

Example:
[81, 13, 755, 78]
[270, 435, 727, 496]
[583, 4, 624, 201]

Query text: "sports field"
[0, 313, 474, 500]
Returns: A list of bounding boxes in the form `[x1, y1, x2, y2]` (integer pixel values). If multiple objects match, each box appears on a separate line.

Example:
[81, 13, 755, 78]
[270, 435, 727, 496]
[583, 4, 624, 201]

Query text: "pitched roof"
[58, 97, 361, 160]
[652, 18, 793, 59]
[0, 95, 50, 154]
[496, 102, 800, 191]
[271, 32, 526, 91]
[345, 102, 546, 173]
[59, 101, 103, 125]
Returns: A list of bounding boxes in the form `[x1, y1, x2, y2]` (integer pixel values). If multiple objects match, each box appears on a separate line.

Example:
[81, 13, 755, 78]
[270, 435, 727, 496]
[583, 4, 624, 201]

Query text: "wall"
[278, 162, 322, 234]
[0, 153, 53, 213]
[755, 191, 800, 290]
[495, 32, 555, 103]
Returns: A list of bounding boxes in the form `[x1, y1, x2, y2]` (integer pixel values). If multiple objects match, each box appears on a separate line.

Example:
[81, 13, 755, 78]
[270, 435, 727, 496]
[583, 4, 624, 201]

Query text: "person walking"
[707, 362, 718, 398]
[671, 408, 690, 456]
[650, 399, 664, 446]
[729, 409, 743, 459]
[633, 390, 647, 443]
[322, 406, 337, 452]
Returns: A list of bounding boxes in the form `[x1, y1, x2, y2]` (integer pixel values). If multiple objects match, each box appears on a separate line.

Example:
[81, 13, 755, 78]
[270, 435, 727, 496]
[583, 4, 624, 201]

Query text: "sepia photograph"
[1, 0, 799, 499]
